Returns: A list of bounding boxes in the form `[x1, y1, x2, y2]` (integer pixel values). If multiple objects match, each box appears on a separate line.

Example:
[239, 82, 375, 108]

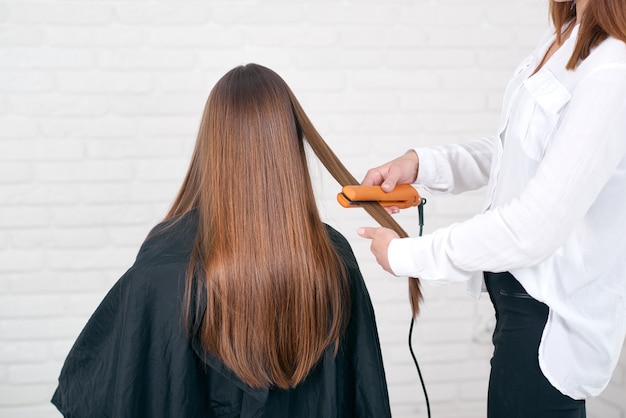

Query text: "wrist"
[405, 149, 418, 160]
[405, 149, 419, 182]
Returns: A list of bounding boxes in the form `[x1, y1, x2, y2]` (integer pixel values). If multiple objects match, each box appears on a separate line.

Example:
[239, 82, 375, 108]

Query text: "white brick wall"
[0, 0, 624, 417]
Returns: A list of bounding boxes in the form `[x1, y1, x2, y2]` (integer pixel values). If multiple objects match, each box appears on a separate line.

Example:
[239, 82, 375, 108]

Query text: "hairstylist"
[358, 0, 626, 417]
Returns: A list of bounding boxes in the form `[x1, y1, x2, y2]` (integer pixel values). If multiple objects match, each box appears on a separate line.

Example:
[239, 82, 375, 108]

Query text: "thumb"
[380, 168, 400, 192]
[357, 227, 377, 239]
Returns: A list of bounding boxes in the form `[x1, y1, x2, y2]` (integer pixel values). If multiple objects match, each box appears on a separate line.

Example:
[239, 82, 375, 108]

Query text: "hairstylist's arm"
[361, 150, 419, 191]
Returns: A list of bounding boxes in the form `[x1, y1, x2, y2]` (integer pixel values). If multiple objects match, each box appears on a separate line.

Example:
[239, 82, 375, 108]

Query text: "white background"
[0, 0, 624, 417]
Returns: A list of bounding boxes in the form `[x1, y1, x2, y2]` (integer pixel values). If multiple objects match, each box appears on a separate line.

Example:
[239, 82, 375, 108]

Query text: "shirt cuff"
[413, 147, 439, 188]
[388, 237, 422, 278]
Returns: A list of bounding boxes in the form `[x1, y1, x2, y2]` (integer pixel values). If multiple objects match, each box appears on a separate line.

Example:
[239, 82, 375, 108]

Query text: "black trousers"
[484, 271, 586, 418]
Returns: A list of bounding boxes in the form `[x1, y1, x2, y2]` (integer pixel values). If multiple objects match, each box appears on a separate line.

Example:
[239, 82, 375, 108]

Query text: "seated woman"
[51, 64, 400, 417]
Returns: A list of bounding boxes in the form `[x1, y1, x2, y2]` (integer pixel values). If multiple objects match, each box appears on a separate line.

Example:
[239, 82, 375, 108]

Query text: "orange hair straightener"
[337, 184, 421, 209]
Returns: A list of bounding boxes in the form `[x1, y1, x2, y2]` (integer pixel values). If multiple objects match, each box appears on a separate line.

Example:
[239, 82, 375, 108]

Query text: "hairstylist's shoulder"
[578, 36, 626, 76]
[571, 39, 626, 108]
[602, 34, 626, 59]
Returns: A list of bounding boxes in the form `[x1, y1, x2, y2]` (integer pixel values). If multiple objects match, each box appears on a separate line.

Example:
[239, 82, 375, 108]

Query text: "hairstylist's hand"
[357, 226, 400, 275]
[361, 149, 419, 191]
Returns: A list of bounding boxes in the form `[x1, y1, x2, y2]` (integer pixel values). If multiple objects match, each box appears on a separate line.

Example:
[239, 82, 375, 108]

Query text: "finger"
[380, 167, 401, 192]
[361, 169, 385, 187]
[357, 227, 377, 239]
[381, 181, 397, 192]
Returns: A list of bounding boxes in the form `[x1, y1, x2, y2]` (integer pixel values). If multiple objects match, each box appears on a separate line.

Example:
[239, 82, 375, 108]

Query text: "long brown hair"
[166, 64, 422, 389]
[288, 88, 423, 318]
[551, 0, 626, 69]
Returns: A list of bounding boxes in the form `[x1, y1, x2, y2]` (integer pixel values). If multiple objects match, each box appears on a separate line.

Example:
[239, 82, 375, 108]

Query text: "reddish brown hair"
[551, 0, 626, 69]
[166, 64, 421, 390]
[289, 87, 423, 319]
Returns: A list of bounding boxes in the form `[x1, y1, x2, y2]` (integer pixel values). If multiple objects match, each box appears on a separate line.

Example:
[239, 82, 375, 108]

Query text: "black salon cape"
[52, 211, 392, 418]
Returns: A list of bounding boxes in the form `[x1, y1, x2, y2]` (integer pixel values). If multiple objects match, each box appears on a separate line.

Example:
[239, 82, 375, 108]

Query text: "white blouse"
[388, 25, 626, 399]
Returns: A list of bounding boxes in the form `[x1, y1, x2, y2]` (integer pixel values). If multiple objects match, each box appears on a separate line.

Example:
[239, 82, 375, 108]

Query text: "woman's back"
[52, 210, 391, 417]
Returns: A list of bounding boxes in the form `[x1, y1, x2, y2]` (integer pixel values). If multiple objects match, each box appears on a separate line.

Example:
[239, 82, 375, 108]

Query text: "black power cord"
[408, 197, 431, 418]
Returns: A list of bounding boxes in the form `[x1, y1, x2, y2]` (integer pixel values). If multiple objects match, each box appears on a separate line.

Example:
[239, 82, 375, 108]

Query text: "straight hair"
[165, 64, 422, 390]
[551, 0, 626, 69]
[289, 87, 423, 319]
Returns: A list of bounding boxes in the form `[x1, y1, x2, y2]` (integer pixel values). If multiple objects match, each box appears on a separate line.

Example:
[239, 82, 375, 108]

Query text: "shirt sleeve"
[390, 65, 626, 282]
[414, 136, 496, 194]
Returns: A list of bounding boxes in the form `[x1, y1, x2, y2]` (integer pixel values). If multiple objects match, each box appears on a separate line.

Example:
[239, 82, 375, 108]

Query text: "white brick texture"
[1, 0, 624, 417]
